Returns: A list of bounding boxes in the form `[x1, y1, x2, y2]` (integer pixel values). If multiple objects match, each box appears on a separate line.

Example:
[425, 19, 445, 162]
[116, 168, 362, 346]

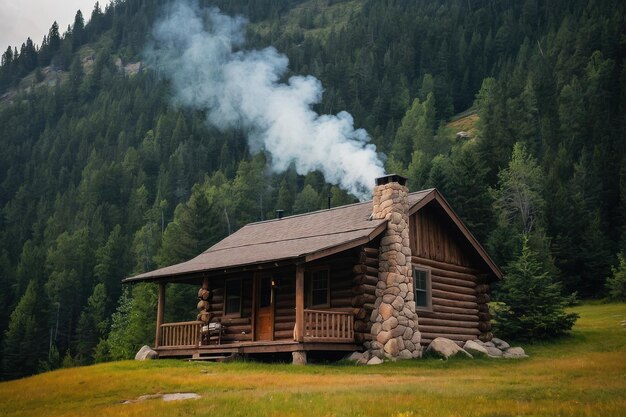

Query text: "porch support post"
[155, 281, 166, 348]
[295, 265, 304, 342]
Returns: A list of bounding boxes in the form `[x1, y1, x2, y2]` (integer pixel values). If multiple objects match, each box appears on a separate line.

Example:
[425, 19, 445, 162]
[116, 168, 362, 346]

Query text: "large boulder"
[463, 340, 489, 357]
[425, 337, 473, 359]
[135, 345, 158, 360]
[503, 347, 528, 358]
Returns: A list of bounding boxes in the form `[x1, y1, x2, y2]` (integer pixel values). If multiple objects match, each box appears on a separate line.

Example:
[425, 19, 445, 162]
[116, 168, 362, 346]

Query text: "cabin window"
[413, 268, 431, 309]
[224, 278, 242, 316]
[308, 268, 330, 308]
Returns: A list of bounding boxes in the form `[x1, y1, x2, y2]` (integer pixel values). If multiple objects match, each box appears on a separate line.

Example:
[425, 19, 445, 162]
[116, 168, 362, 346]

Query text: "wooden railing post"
[295, 265, 304, 342]
[155, 281, 165, 348]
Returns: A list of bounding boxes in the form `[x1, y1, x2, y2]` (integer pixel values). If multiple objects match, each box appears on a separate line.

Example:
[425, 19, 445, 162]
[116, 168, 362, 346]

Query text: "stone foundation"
[365, 175, 421, 360]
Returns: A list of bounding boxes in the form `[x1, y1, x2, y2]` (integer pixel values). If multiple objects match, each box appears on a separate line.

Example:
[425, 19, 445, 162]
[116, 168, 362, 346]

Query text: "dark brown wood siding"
[206, 274, 253, 343]
[203, 255, 360, 343]
[273, 273, 296, 340]
[352, 245, 379, 345]
[411, 204, 473, 267]
[410, 204, 492, 346]
[307, 248, 360, 312]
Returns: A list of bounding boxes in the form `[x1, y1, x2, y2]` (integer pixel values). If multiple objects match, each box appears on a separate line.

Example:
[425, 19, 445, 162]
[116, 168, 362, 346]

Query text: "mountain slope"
[0, 0, 624, 379]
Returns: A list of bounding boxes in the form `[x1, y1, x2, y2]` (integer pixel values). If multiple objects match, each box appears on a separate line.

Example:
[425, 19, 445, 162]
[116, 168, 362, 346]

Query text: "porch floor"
[157, 340, 359, 358]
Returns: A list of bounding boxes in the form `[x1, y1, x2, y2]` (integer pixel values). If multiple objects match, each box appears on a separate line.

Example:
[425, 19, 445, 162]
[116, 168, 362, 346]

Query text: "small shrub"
[606, 253, 626, 300]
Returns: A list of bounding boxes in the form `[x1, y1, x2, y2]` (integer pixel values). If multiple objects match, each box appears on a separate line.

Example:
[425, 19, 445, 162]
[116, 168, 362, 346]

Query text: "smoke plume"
[145, 0, 385, 200]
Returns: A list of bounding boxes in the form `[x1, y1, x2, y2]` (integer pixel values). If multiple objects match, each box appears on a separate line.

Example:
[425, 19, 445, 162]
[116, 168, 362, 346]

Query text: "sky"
[0, 0, 101, 50]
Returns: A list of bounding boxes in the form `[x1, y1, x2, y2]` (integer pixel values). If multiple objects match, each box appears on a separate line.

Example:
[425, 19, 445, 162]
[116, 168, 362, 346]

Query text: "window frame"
[413, 266, 432, 311]
[223, 277, 243, 317]
[307, 266, 331, 309]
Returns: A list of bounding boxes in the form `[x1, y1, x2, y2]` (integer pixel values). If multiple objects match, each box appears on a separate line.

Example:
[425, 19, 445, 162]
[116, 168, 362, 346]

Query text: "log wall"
[206, 274, 254, 343]
[410, 205, 493, 346]
[273, 273, 296, 340]
[411, 205, 473, 267]
[201, 256, 359, 343]
[351, 245, 378, 345]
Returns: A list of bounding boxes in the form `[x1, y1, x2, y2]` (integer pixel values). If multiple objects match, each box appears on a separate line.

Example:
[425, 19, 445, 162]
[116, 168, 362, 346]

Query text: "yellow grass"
[1, 303, 625, 417]
[446, 113, 480, 139]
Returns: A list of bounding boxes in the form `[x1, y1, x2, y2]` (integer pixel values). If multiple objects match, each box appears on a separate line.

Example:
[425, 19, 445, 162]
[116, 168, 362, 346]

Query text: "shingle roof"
[123, 190, 434, 282]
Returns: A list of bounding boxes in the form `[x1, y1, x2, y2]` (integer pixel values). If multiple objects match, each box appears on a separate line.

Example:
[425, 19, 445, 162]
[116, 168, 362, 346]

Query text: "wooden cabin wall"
[274, 274, 296, 340]
[409, 205, 492, 346]
[410, 205, 473, 267]
[328, 250, 360, 311]
[272, 251, 360, 341]
[352, 245, 378, 345]
[206, 274, 254, 343]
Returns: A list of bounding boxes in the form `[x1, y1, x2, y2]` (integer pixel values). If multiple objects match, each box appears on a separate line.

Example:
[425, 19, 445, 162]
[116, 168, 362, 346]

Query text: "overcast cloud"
[0, 0, 100, 50]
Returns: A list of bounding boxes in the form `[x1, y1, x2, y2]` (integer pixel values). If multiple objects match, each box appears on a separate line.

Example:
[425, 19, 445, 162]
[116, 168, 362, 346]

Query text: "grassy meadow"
[0, 303, 624, 417]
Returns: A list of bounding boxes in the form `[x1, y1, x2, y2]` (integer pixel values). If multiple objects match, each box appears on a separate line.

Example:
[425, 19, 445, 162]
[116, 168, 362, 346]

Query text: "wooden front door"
[255, 276, 274, 341]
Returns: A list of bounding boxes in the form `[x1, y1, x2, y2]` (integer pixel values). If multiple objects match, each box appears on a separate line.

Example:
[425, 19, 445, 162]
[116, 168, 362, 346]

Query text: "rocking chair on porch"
[201, 319, 224, 345]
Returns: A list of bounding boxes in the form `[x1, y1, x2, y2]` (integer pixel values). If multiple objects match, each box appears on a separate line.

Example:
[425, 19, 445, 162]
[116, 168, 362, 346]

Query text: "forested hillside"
[0, 0, 624, 380]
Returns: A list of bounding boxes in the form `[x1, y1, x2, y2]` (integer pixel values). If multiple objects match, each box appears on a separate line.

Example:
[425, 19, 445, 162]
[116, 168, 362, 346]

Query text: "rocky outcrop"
[469, 339, 528, 359]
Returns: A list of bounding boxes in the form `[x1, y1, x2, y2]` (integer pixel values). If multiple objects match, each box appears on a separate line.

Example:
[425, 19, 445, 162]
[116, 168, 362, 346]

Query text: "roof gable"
[409, 189, 503, 279]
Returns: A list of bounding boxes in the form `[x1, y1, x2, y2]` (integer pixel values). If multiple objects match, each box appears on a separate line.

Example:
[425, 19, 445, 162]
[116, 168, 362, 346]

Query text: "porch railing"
[159, 321, 202, 347]
[303, 309, 354, 342]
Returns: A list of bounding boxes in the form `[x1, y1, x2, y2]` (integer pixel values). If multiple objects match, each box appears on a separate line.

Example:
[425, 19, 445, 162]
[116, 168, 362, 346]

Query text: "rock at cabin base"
[292, 351, 307, 365]
[135, 345, 158, 360]
[485, 346, 503, 357]
[357, 351, 371, 365]
[425, 337, 473, 359]
[503, 347, 528, 358]
[463, 340, 489, 357]
[344, 351, 364, 362]
[367, 356, 383, 365]
[492, 337, 511, 350]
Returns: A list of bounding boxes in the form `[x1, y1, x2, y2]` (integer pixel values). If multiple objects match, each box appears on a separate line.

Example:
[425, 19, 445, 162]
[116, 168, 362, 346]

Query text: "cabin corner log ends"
[366, 179, 422, 360]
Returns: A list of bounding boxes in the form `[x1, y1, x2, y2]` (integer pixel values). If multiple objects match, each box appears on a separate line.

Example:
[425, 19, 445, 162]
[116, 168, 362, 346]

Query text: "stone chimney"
[367, 174, 421, 360]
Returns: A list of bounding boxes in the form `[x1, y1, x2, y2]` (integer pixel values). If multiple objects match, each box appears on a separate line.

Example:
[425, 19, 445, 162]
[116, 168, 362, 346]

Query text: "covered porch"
[153, 263, 358, 360]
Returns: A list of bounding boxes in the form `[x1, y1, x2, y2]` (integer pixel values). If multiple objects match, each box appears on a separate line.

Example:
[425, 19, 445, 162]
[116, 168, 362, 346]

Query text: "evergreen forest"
[0, 0, 624, 380]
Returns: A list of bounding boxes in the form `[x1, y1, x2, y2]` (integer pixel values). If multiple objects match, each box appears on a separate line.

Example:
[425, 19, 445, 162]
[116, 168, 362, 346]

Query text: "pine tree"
[94, 225, 129, 313]
[491, 142, 544, 235]
[293, 185, 321, 214]
[606, 253, 626, 301]
[74, 283, 107, 364]
[72, 10, 85, 49]
[493, 236, 578, 341]
[2, 281, 49, 379]
[105, 284, 156, 360]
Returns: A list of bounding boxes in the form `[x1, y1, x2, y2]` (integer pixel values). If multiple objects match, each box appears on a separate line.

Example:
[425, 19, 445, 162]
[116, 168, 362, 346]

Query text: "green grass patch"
[1, 303, 624, 417]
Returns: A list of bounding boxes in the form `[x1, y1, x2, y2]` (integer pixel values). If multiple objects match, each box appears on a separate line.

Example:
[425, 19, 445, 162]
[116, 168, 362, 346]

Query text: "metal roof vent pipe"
[275, 209, 284, 219]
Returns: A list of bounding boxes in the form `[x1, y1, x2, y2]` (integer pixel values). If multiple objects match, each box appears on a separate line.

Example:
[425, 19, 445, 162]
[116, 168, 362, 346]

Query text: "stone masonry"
[366, 175, 421, 360]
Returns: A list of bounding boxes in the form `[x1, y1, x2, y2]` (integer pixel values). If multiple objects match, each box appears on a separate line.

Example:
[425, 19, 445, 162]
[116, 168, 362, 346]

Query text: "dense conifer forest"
[0, 0, 624, 379]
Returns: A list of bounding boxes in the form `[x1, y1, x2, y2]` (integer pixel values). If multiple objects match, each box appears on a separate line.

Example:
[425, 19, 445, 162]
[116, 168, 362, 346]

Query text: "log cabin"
[123, 174, 502, 363]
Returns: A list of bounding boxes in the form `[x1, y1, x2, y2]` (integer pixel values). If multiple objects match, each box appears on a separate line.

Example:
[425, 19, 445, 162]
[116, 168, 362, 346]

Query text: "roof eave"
[122, 255, 309, 284]
[304, 221, 387, 263]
